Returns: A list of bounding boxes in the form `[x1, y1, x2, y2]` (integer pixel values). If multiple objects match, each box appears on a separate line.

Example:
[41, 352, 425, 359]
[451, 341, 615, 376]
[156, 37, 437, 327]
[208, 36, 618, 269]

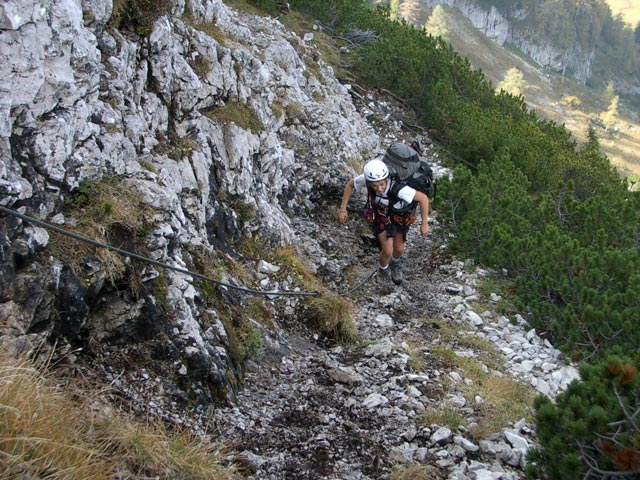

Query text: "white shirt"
[353, 174, 417, 211]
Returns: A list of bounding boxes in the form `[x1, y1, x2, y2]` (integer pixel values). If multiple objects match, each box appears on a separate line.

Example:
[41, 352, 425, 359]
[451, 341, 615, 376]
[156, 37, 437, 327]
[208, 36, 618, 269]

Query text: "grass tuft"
[391, 464, 445, 480]
[421, 403, 467, 430]
[270, 246, 358, 342]
[307, 294, 357, 342]
[206, 101, 264, 134]
[50, 178, 154, 286]
[109, 0, 173, 36]
[0, 354, 239, 479]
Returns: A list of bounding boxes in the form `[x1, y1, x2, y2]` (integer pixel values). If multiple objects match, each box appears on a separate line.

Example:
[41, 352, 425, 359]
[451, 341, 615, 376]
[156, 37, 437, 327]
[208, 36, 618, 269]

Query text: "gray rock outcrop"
[1, 0, 379, 404]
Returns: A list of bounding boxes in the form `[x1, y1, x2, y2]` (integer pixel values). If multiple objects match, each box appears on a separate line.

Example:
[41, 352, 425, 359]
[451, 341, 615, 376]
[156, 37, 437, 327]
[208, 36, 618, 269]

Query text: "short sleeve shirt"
[353, 174, 417, 211]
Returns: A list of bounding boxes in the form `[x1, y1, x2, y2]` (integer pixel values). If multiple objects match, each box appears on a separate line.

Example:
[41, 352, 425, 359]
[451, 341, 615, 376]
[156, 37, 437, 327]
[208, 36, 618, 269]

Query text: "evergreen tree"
[528, 355, 640, 479]
[285, 4, 640, 474]
[424, 5, 449, 41]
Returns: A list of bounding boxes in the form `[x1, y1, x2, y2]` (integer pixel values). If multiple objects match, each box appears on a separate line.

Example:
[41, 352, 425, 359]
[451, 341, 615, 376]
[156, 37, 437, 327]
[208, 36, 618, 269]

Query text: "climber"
[338, 158, 429, 289]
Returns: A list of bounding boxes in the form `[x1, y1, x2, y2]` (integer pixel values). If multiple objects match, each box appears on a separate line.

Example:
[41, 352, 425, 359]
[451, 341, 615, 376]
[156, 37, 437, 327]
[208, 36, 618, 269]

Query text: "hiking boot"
[390, 257, 403, 285]
[377, 266, 393, 293]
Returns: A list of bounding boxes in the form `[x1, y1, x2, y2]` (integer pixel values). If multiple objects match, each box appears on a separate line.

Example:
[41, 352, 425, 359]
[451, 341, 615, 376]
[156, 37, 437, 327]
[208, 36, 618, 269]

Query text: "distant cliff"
[421, 0, 596, 84]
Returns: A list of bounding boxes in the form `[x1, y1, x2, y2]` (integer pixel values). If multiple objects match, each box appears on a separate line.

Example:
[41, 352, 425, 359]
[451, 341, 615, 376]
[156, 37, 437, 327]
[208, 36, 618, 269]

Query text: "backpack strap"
[388, 180, 403, 202]
[364, 186, 392, 228]
[365, 185, 376, 209]
[388, 180, 417, 216]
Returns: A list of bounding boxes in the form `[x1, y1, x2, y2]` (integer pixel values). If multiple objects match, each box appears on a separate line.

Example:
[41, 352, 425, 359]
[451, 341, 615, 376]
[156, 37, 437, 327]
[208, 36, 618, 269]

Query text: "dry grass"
[391, 464, 445, 480]
[270, 245, 319, 289]
[307, 295, 357, 342]
[222, 0, 271, 17]
[420, 372, 535, 438]
[403, 338, 426, 372]
[233, 240, 358, 342]
[0, 354, 239, 479]
[0, 359, 109, 479]
[50, 178, 153, 286]
[470, 374, 536, 437]
[421, 402, 467, 430]
[205, 101, 264, 134]
[279, 10, 344, 75]
[183, 12, 231, 47]
[109, 0, 173, 36]
[422, 318, 536, 438]
[269, 245, 358, 342]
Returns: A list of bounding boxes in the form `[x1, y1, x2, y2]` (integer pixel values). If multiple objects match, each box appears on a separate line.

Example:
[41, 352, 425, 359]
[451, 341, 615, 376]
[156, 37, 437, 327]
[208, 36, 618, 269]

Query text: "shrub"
[528, 354, 640, 479]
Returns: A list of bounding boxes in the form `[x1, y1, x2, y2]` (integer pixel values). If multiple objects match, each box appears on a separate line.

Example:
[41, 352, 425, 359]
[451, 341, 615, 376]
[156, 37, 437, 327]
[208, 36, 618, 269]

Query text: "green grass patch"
[206, 101, 264, 134]
[421, 403, 467, 430]
[50, 178, 153, 286]
[423, 318, 535, 438]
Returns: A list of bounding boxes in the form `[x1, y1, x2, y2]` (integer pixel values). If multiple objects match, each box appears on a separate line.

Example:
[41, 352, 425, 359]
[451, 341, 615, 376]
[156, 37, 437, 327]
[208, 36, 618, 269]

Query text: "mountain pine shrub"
[527, 354, 640, 479]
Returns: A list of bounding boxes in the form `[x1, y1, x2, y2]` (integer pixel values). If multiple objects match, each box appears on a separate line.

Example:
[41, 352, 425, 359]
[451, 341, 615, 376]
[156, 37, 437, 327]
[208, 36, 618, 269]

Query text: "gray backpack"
[383, 142, 436, 200]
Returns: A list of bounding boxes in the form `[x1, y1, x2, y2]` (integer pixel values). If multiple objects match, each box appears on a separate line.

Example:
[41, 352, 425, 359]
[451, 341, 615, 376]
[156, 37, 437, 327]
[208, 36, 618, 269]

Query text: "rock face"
[1, 0, 378, 405]
[421, 0, 595, 84]
[0, 1, 580, 478]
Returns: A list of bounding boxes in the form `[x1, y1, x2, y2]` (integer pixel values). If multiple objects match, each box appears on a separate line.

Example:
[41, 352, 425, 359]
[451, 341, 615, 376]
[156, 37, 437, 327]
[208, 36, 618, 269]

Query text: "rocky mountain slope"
[197, 91, 580, 479]
[389, 0, 595, 84]
[0, 1, 579, 478]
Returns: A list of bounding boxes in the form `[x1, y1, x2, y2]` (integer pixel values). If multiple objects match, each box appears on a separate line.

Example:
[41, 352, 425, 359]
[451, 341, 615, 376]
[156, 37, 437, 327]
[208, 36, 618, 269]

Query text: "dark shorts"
[371, 215, 410, 240]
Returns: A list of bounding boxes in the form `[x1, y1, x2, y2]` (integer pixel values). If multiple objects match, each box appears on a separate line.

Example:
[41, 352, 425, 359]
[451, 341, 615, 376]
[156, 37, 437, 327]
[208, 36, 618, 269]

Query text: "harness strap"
[392, 213, 416, 226]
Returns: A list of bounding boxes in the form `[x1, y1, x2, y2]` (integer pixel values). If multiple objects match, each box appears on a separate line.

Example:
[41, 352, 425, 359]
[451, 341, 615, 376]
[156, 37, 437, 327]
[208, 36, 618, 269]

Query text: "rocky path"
[209, 197, 538, 480]
[207, 92, 579, 480]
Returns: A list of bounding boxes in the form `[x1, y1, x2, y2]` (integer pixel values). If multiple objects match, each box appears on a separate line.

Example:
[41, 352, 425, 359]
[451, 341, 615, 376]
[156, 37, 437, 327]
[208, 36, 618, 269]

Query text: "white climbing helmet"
[363, 159, 389, 182]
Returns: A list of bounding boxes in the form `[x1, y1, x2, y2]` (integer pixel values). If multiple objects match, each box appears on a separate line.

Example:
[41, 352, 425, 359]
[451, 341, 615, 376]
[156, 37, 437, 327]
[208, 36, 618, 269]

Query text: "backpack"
[383, 142, 436, 209]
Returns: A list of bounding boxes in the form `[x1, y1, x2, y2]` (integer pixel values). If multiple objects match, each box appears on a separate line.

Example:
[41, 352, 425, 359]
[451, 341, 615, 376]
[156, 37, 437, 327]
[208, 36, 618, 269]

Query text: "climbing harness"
[0, 205, 376, 298]
[364, 187, 391, 231]
[391, 213, 416, 227]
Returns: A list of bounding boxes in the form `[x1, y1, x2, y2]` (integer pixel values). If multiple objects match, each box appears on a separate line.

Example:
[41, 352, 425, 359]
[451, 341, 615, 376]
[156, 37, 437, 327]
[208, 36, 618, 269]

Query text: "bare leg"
[390, 232, 406, 285]
[378, 231, 393, 268]
[376, 231, 394, 292]
[392, 232, 405, 260]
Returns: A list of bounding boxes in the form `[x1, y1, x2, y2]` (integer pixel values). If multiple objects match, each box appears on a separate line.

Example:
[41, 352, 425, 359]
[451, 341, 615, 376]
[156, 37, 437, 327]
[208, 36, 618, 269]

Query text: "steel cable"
[0, 205, 376, 298]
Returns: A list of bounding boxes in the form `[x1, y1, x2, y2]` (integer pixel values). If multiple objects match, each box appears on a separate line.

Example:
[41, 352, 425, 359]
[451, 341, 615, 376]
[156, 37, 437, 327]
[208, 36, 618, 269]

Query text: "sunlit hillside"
[607, 0, 640, 26]
[428, 5, 640, 179]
